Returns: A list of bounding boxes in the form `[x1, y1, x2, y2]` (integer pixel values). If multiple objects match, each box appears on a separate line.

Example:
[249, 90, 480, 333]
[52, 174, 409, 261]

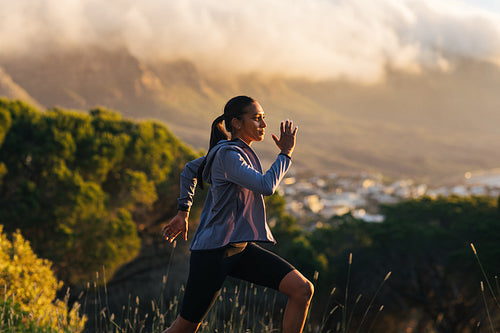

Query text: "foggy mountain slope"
[0, 66, 42, 109]
[285, 60, 500, 179]
[293, 60, 500, 138]
[0, 50, 227, 149]
[1, 49, 499, 183]
[0, 49, 156, 112]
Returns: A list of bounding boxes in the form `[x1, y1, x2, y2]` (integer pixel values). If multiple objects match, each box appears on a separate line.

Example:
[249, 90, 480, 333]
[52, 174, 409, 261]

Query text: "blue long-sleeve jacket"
[177, 139, 292, 250]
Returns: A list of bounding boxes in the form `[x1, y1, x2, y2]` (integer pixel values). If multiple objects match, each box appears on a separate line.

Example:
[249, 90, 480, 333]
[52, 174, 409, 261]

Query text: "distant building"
[281, 170, 499, 230]
[304, 195, 323, 214]
[352, 209, 384, 223]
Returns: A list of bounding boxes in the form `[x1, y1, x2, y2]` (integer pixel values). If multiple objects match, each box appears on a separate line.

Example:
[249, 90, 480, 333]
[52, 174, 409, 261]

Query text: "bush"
[0, 225, 86, 332]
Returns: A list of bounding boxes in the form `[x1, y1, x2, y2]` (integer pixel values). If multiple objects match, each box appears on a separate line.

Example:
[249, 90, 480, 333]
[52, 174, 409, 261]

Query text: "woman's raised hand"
[271, 119, 298, 158]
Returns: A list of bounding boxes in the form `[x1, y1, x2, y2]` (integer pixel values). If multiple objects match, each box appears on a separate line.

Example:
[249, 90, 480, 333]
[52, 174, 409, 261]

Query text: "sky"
[1, 0, 500, 83]
[459, 0, 500, 13]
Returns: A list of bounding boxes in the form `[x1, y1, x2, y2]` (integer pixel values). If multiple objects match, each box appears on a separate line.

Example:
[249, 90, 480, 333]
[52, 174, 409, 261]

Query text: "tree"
[0, 100, 197, 285]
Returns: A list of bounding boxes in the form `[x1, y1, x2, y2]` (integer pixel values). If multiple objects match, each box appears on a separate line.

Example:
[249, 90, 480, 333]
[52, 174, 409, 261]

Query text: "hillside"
[0, 66, 42, 109]
[1, 49, 499, 184]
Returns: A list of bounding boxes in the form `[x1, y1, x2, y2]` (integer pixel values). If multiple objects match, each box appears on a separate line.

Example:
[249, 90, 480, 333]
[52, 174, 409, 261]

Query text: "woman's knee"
[291, 277, 314, 304]
[280, 270, 314, 302]
[302, 279, 314, 302]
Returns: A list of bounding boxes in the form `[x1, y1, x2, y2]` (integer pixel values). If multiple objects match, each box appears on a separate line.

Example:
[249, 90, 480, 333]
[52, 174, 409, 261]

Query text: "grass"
[311, 254, 390, 333]
[0, 287, 82, 333]
[2, 247, 390, 333]
[81, 275, 289, 332]
[470, 243, 500, 332]
[3, 240, 499, 332]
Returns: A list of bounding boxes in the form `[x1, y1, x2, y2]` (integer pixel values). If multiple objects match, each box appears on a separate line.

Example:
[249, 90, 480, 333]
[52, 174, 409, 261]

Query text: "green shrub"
[0, 225, 86, 332]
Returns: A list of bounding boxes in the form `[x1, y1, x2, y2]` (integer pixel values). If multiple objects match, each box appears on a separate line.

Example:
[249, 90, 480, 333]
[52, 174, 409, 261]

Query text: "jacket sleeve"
[218, 149, 291, 196]
[177, 156, 205, 211]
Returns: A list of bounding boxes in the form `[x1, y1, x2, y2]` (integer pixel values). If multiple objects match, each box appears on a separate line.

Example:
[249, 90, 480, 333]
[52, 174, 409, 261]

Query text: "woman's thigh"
[180, 249, 229, 323]
[228, 243, 295, 290]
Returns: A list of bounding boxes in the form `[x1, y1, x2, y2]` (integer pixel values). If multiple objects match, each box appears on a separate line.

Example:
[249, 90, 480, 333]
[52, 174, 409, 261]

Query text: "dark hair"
[197, 96, 256, 188]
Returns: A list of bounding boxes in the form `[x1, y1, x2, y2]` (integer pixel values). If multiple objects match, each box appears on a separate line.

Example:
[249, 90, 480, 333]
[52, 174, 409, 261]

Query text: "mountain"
[1, 48, 499, 185]
[0, 66, 42, 109]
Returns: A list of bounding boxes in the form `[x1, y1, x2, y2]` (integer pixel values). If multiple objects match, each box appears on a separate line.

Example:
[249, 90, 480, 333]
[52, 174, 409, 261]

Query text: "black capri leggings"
[180, 242, 295, 323]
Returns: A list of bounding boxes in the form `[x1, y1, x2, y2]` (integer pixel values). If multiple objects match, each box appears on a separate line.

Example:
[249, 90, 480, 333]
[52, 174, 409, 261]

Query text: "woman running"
[161, 96, 313, 333]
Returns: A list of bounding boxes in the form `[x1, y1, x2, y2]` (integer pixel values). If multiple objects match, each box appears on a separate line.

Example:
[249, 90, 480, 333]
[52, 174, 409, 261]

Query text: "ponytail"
[197, 115, 229, 189]
[197, 96, 256, 189]
[209, 115, 229, 151]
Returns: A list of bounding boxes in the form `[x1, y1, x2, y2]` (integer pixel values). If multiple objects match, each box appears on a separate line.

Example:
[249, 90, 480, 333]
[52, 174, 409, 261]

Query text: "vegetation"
[271, 195, 500, 332]
[0, 99, 198, 285]
[0, 98, 499, 332]
[0, 226, 86, 332]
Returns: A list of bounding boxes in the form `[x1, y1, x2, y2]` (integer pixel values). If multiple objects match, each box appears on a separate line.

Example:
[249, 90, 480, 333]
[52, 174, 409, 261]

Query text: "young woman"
[161, 96, 313, 333]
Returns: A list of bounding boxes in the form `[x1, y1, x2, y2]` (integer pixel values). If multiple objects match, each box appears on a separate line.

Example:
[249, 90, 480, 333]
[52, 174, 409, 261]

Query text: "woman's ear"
[231, 118, 242, 131]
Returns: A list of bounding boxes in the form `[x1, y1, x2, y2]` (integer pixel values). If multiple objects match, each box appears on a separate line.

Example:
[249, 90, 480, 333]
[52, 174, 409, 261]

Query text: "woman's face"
[233, 101, 267, 145]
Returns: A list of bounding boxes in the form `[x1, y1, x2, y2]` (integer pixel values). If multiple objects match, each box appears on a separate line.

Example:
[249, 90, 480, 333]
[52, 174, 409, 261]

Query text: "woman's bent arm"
[162, 156, 204, 243]
[177, 156, 205, 211]
[219, 149, 291, 196]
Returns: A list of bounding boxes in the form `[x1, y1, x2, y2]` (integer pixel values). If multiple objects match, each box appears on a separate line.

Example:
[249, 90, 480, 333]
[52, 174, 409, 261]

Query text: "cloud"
[2, 0, 500, 82]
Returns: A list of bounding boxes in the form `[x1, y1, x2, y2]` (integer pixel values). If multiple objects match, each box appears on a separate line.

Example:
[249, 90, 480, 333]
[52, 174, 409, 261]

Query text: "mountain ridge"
[1, 48, 499, 185]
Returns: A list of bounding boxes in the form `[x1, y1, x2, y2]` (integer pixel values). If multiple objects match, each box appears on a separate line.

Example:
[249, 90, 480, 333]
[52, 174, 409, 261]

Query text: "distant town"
[277, 169, 500, 230]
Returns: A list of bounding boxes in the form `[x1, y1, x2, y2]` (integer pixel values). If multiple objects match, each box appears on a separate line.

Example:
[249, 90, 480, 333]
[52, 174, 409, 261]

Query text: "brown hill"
[1, 49, 499, 184]
[0, 66, 42, 109]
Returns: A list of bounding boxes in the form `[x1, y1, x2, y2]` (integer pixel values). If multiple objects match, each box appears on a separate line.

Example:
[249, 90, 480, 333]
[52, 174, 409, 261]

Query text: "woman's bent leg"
[279, 269, 314, 333]
[228, 243, 312, 333]
[163, 249, 229, 332]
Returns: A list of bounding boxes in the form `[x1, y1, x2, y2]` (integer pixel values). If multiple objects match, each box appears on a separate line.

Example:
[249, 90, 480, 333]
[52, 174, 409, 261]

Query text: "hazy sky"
[1, 0, 500, 82]
[459, 0, 500, 13]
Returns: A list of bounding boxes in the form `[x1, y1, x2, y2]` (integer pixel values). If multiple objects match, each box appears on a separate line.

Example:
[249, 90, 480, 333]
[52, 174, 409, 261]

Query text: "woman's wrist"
[280, 151, 292, 159]
[280, 148, 293, 156]
[177, 210, 189, 218]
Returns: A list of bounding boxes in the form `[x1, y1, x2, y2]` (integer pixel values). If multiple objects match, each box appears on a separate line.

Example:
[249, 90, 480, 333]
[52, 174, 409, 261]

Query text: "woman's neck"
[231, 135, 252, 146]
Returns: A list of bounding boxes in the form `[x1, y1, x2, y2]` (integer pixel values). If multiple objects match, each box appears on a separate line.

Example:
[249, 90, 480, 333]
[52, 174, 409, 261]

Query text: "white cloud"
[1, 0, 500, 82]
